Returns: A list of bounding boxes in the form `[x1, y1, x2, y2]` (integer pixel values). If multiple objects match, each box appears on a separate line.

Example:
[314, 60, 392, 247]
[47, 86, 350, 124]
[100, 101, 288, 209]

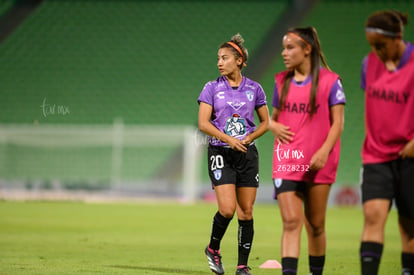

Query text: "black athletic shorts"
[207, 144, 259, 188]
[273, 179, 333, 200]
[361, 158, 414, 219]
[273, 179, 306, 198]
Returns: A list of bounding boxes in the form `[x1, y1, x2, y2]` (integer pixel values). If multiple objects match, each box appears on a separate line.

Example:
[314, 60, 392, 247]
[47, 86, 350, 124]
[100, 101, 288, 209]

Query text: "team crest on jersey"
[214, 169, 222, 180]
[246, 90, 254, 102]
[225, 114, 246, 137]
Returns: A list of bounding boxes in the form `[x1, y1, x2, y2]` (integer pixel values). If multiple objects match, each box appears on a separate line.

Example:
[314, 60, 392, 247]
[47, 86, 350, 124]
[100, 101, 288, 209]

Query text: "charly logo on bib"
[225, 114, 246, 137]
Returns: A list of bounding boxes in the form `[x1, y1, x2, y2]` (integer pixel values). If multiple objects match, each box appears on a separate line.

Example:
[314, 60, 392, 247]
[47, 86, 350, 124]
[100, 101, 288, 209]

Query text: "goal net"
[0, 121, 205, 202]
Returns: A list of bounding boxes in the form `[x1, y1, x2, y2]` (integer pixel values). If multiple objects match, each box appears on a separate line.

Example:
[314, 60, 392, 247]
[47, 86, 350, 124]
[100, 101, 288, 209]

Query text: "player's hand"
[399, 139, 414, 159]
[270, 122, 294, 144]
[242, 135, 253, 146]
[227, 137, 247, 153]
[310, 148, 329, 171]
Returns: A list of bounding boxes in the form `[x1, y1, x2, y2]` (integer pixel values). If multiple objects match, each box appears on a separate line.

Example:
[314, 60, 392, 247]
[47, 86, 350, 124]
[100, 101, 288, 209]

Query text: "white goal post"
[0, 120, 205, 202]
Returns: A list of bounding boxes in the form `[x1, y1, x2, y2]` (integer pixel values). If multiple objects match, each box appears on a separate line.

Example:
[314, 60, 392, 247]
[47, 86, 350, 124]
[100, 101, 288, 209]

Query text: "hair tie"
[226, 41, 246, 66]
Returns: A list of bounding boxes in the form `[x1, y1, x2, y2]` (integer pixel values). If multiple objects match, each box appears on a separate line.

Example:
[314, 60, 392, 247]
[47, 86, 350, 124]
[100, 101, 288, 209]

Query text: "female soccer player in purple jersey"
[270, 27, 345, 275]
[359, 10, 414, 275]
[198, 33, 269, 275]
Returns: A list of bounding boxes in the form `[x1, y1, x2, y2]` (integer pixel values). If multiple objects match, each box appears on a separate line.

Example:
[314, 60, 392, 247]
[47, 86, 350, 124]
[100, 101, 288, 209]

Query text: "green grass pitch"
[0, 200, 400, 274]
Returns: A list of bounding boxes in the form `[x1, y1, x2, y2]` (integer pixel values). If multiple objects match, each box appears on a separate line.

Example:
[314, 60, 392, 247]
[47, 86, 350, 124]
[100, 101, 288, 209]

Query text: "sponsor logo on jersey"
[225, 114, 246, 137]
[227, 99, 246, 111]
[283, 102, 320, 114]
[366, 86, 409, 104]
[216, 91, 225, 99]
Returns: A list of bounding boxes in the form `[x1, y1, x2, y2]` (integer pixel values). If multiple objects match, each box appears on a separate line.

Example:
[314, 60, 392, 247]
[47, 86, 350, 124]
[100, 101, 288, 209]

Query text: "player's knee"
[282, 215, 302, 232]
[364, 215, 379, 227]
[238, 207, 253, 220]
[364, 209, 385, 227]
[307, 221, 325, 237]
[219, 207, 236, 219]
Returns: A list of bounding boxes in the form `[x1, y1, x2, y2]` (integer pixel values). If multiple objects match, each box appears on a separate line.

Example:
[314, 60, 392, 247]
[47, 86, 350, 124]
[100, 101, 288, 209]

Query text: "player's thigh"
[277, 187, 304, 225]
[304, 183, 331, 227]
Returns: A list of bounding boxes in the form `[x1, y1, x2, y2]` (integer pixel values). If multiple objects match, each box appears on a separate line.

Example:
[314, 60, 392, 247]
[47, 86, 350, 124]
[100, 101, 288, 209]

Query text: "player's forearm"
[318, 104, 344, 153]
[320, 118, 344, 154]
[198, 120, 231, 144]
[247, 120, 269, 142]
[248, 105, 270, 141]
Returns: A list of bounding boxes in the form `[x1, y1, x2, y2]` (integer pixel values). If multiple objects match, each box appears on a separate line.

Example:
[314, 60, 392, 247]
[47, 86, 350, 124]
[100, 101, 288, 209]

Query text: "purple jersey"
[272, 75, 345, 108]
[198, 76, 267, 146]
